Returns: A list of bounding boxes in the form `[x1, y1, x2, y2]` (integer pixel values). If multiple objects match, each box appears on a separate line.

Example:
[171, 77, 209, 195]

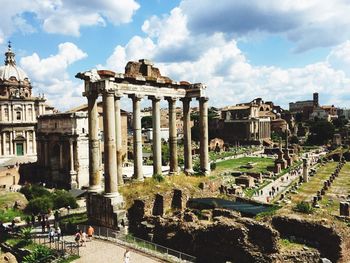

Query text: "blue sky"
[1, 0, 350, 110]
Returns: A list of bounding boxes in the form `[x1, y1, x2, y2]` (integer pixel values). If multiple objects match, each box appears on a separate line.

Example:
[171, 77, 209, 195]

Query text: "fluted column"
[114, 94, 123, 185]
[167, 97, 178, 175]
[198, 97, 210, 175]
[129, 94, 143, 181]
[87, 92, 101, 192]
[181, 97, 193, 174]
[149, 96, 162, 175]
[103, 91, 118, 195]
[25, 131, 29, 154]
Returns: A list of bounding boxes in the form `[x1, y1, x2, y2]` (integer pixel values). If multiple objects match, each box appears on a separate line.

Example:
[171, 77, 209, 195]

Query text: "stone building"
[36, 112, 89, 189]
[68, 102, 128, 164]
[220, 98, 271, 144]
[0, 43, 51, 163]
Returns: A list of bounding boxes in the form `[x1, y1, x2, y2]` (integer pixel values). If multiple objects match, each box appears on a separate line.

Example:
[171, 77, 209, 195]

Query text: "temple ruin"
[76, 59, 209, 228]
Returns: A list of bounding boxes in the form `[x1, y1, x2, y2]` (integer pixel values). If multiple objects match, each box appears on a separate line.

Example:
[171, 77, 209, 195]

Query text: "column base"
[88, 185, 103, 193]
[132, 174, 144, 182]
[69, 171, 78, 189]
[184, 169, 194, 176]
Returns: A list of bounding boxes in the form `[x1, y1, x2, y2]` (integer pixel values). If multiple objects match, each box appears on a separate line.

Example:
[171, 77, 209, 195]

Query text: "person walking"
[56, 226, 61, 241]
[75, 230, 81, 246]
[87, 225, 94, 241]
[124, 249, 131, 263]
[81, 230, 87, 247]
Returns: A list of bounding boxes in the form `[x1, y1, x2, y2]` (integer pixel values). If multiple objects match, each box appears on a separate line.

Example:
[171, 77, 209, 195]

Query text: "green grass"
[57, 255, 80, 263]
[0, 208, 25, 223]
[215, 156, 274, 174]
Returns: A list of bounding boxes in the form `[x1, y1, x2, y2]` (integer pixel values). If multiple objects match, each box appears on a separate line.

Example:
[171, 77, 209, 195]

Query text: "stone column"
[69, 139, 75, 173]
[26, 131, 29, 154]
[129, 94, 143, 181]
[87, 92, 101, 192]
[114, 94, 123, 185]
[149, 96, 162, 175]
[198, 97, 210, 175]
[9, 132, 13, 155]
[59, 143, 63, 169]
[2, 133, 6, 155]
[33, 131, 36, 154]
[44, 140, 48, 166]
[303, 158, 309, 182]
[103, 91, 118, 195]
[167, 97, 178, 175]
[181, 98, 193, 174]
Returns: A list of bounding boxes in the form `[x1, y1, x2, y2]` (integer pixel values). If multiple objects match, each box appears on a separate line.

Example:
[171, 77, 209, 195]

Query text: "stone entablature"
[76, 59, 210, 229]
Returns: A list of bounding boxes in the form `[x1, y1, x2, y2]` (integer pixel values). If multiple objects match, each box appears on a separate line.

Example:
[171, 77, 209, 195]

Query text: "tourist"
[41, 220, 46, 233]
[56, 226, 61, 241]
[49, 228, 55, 243]
[81, 230, 87, 247]
[75, 230, 81, 246]
[124, 249, 131, 263]
[87, 225, 94, 241]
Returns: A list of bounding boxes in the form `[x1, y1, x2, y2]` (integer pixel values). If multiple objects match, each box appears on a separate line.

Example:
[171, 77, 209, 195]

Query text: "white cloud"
[180, 0, 350, 52]
[20, 42, 87, 110]
[0, 0, 140, 38]
[101, 6, 350, 109]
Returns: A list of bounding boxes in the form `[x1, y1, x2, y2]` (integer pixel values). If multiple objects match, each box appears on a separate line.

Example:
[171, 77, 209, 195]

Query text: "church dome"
[0, 42, 29, 82]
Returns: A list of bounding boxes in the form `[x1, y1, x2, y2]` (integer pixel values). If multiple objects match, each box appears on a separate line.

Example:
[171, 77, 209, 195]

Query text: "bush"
[294, 201, 314, 214]
[52, 190, 78, 210]
[22, 245, 54, 263]
[152, 173, 165, 183]
[20, 185, 51, 201]
[25, 197, 53, 215]
[210, 162, 217, 171]
[20, 227, 33, 246]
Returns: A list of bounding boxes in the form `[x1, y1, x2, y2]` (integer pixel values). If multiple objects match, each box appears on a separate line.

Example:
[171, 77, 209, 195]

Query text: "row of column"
[87, 90, 209, 196]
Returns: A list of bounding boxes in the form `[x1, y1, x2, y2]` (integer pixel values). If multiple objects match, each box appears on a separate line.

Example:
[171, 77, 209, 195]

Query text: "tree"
[52, 190, 78, 210]
[141, 116, 153, 129]
[25, 197, 53, 215]
[307, 120, 335, 145]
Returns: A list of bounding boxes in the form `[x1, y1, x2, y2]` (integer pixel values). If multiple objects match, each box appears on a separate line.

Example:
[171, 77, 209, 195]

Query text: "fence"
[31, 234, 79, 257]
[78, 224, 196, 262]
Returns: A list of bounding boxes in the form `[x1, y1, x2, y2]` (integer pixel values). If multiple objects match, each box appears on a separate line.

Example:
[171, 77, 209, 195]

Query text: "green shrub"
[294, 201, 314, 214]
[20, 227, 33, 245]
[52, 190, 78, 210]
[152, 173, 165, 183]
[22, 245, 54, 263]
[25, 197, 53, 215]
[20, 185, 50, 201]
[210, 162, 217, 171]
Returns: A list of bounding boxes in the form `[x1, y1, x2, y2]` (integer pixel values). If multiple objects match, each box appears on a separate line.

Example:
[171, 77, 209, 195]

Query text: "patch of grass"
[214, 156, 274, 174]
[59, 213, 88, 234]
[279, 238, 307, 251]
[57, 255, 80, 263]
[0, 208, 25, 223]
[293, 201, 314, 214]
[119, 173, 211, 208]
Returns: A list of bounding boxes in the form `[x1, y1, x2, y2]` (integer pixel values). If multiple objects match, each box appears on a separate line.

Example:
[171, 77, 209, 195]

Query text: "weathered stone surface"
[0, 252, 18, 263]
[272, 216, 342, 262]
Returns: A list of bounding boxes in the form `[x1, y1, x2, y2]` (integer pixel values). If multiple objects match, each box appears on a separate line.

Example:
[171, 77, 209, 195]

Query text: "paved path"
[252, 170, 301, 203]
[71, 238, 163, 263]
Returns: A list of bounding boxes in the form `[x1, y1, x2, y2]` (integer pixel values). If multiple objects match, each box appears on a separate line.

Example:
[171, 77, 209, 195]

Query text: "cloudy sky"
[2, 0, 350, 111]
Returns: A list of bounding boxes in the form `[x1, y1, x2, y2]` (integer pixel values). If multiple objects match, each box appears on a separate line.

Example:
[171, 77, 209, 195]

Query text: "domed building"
[0, 43, 50, 162]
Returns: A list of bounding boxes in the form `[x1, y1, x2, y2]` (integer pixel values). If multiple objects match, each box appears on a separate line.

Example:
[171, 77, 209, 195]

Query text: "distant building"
[338, 108, 350, 120]
[289, 92, 319, 120]
[0, 43, 53, 164]
[220, 98, 272, 144]
[37, 112, 89, 189]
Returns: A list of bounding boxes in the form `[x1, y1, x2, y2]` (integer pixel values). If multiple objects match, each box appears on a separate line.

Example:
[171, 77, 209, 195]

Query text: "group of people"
[48, 226, 62, 242]
[74, 225, 94, 247]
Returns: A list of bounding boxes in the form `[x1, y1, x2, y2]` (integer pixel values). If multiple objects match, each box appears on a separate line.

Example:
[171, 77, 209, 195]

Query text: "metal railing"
[78, 224, 196, 262]
[31, 234, 79, 257]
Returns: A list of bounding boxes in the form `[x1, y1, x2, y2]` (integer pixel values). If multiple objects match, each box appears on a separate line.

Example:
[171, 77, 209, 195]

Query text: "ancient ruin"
[76, 59, 210, 227]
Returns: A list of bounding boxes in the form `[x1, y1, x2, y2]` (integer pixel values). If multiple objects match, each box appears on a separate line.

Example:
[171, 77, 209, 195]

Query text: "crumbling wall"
[272, 216, 342, 262]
